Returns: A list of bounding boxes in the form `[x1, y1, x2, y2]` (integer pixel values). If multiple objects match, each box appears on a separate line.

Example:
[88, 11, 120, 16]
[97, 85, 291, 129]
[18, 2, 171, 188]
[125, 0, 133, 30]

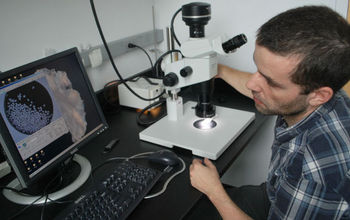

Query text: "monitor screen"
[0, 48, 108, 188]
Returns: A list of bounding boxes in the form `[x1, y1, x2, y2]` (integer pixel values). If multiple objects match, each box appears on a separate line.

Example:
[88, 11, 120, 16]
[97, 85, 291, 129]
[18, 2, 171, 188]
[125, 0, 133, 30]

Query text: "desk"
[0, 82, 266, 220]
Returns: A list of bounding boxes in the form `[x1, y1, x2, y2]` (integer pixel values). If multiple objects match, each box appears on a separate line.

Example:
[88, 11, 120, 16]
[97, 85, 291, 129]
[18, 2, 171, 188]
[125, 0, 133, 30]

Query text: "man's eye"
[266, 78, 281, 88]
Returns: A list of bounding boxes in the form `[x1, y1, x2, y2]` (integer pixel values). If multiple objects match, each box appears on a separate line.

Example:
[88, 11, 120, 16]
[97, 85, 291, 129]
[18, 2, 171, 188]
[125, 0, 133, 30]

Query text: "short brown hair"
[256, 6, 350, 94]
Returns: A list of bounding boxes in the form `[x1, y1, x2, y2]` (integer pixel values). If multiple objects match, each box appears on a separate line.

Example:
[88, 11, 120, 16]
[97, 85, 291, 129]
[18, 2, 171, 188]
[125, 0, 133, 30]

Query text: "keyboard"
[56, 160, 163, 220]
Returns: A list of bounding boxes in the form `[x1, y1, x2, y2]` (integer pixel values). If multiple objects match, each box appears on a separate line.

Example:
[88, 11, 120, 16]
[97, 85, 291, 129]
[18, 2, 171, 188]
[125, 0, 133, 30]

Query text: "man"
[188, 6, 350, 220]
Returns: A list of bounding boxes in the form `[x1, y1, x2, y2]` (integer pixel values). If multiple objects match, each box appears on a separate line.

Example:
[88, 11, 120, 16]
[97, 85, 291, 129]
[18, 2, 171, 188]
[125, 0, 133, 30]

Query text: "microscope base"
[139, 101, 255, 160]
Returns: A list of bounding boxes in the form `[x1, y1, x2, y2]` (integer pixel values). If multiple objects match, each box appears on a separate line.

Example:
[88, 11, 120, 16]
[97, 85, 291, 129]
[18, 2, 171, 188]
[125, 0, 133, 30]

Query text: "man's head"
[246, 6, 350, 126]
[256, 6, 350, 94]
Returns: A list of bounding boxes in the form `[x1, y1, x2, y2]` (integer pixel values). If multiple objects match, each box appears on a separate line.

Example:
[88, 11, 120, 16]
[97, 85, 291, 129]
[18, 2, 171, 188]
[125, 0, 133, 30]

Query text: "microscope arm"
[162, 34, 247, 93]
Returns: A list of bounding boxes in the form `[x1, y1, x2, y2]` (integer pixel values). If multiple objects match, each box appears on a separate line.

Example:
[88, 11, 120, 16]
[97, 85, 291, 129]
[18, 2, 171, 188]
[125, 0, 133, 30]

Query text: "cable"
[144, 157, 185, 199]
[91, 151, 186, 199]
[137, 98, 166, 126]
[128, 43, 155, 77]
[40, 156, 73, 220]
[8, 194, 46, 220]
[128, 152, 186, 199]
[154, 49, 182, 77]
[171, 8, 182, 47]
[154, 49, 182, 67]
[6, 150, 184, 219]
[89, 0, 162, 102]
[40, 194, 49, 220]
[101, 48, 182, 118]
[7, 172, 63, 220]
[5, 156, 74, 220]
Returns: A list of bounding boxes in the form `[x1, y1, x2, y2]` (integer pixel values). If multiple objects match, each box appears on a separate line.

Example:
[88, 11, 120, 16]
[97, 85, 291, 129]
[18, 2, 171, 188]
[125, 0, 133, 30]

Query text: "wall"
[1, 0, 347, 91]
[0, 0, 156, 91]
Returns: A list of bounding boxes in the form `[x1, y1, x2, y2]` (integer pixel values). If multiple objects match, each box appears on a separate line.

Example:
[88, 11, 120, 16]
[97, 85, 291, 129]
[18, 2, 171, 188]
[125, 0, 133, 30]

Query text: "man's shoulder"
[308, 90, 350, 133]
[331, 90, 350, 115]
[302, 91, 350, 158]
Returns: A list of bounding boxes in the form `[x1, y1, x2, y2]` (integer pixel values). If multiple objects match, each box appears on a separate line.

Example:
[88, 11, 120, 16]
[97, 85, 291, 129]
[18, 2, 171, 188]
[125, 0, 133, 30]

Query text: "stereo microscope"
[140, 2, 255, 159]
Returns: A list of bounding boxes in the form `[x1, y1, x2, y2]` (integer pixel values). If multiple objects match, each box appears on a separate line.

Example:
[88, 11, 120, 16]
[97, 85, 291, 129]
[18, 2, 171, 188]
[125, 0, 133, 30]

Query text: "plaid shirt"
[267, 90, 350, 219]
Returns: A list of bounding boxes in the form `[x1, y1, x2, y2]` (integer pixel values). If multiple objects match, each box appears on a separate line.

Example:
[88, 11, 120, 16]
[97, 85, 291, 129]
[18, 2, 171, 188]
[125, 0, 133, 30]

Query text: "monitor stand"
[2, 154, 91, 205]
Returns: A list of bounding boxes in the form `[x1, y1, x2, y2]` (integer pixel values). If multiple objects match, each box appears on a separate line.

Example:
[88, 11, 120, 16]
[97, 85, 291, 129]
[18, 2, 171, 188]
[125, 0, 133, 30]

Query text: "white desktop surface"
[139, 101, 255, 160]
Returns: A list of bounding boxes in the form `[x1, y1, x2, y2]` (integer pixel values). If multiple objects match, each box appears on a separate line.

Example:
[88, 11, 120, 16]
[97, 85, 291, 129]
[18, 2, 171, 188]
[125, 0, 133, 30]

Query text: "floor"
[221, 116, 276, 187]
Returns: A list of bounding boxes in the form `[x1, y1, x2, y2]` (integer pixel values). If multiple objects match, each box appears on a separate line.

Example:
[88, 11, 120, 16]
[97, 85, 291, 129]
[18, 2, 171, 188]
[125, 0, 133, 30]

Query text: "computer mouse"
[148, 150, 180, 166]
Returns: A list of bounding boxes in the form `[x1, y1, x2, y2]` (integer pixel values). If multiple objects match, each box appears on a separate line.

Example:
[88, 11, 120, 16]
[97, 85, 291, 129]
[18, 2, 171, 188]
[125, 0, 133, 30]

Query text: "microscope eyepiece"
[222, 34, 247, 53]
[182, 2, 211, 38]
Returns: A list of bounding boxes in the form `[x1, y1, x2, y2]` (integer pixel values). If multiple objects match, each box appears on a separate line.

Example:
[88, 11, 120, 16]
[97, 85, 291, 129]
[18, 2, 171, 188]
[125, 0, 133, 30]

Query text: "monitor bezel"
[0, 47, 108, 188]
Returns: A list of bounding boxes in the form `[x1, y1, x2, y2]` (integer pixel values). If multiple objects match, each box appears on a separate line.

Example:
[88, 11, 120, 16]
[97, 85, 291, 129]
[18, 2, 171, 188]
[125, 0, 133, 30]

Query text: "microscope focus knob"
[180, 66, 193, 77]
[163, 72, 179, 87]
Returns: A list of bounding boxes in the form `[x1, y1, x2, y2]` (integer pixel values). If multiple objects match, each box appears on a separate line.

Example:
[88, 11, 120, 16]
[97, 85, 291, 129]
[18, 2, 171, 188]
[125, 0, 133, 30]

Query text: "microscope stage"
[139, 101, 255, 160]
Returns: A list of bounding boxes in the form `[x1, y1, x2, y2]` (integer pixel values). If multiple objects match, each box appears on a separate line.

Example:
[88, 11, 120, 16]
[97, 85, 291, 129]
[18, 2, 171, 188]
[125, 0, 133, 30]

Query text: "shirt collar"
[274, 91, 341, 143]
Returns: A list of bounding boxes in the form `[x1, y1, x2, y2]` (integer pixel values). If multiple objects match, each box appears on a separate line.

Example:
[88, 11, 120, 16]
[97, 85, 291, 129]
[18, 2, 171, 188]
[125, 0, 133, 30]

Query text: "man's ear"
[308, 87, 333, 107]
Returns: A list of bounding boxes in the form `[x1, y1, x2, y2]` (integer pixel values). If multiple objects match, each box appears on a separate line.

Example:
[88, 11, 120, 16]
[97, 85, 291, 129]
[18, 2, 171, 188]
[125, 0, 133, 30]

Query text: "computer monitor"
[0, 48, 108, 204]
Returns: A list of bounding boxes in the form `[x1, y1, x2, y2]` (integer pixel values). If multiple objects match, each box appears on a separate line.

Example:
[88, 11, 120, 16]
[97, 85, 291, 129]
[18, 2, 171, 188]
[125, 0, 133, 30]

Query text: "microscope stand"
[139, 101, 255, 160]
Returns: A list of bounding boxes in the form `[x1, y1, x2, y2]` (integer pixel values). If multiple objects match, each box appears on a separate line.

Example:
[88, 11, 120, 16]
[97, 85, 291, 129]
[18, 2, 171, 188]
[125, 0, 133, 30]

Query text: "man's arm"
[190, 158, 252, 220]
[217, 64, 253, 99]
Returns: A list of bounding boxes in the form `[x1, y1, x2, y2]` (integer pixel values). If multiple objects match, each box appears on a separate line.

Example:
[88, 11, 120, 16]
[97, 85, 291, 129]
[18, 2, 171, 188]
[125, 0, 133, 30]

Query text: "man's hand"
[189, 158, 253, 220]
[189, 158, 222, 197]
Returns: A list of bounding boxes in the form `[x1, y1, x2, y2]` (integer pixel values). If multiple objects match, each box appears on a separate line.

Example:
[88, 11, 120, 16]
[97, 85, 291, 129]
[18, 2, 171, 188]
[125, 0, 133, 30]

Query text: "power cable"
[171, 8, 182, 47]
[89, 0, 164, 101]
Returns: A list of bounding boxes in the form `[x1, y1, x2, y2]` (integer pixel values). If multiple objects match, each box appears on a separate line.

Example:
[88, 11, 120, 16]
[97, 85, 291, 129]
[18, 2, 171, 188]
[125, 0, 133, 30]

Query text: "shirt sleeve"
[268, 173, 349, 219]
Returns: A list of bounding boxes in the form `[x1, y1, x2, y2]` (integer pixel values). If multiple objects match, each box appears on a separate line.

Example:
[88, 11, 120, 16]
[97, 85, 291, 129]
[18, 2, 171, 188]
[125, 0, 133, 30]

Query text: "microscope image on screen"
[5, 81, 54, 135]
[0, 68, 87, 165]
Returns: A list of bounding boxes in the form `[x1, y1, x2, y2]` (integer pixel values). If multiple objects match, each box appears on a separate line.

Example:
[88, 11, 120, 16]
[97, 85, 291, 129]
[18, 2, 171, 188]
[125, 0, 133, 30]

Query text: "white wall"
[1, 0, 347, 91]
[0, 0, 156, 91]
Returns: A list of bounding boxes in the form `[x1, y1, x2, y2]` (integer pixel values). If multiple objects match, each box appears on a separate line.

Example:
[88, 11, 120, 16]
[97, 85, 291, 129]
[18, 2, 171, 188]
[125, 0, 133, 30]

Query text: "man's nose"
[246, 72, 261, 92]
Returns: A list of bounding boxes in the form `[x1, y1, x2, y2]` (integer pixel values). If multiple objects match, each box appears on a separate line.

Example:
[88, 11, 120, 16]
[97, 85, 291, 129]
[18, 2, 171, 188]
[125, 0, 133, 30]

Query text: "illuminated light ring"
[193, 118, 217, 130]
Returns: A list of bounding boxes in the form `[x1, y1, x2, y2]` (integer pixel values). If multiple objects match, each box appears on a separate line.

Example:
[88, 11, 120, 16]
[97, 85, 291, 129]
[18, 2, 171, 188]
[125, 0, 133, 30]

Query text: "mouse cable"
[144, 157, 185, 199]
[128, 152, 186, 199]
[90, 151, 185, 200]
